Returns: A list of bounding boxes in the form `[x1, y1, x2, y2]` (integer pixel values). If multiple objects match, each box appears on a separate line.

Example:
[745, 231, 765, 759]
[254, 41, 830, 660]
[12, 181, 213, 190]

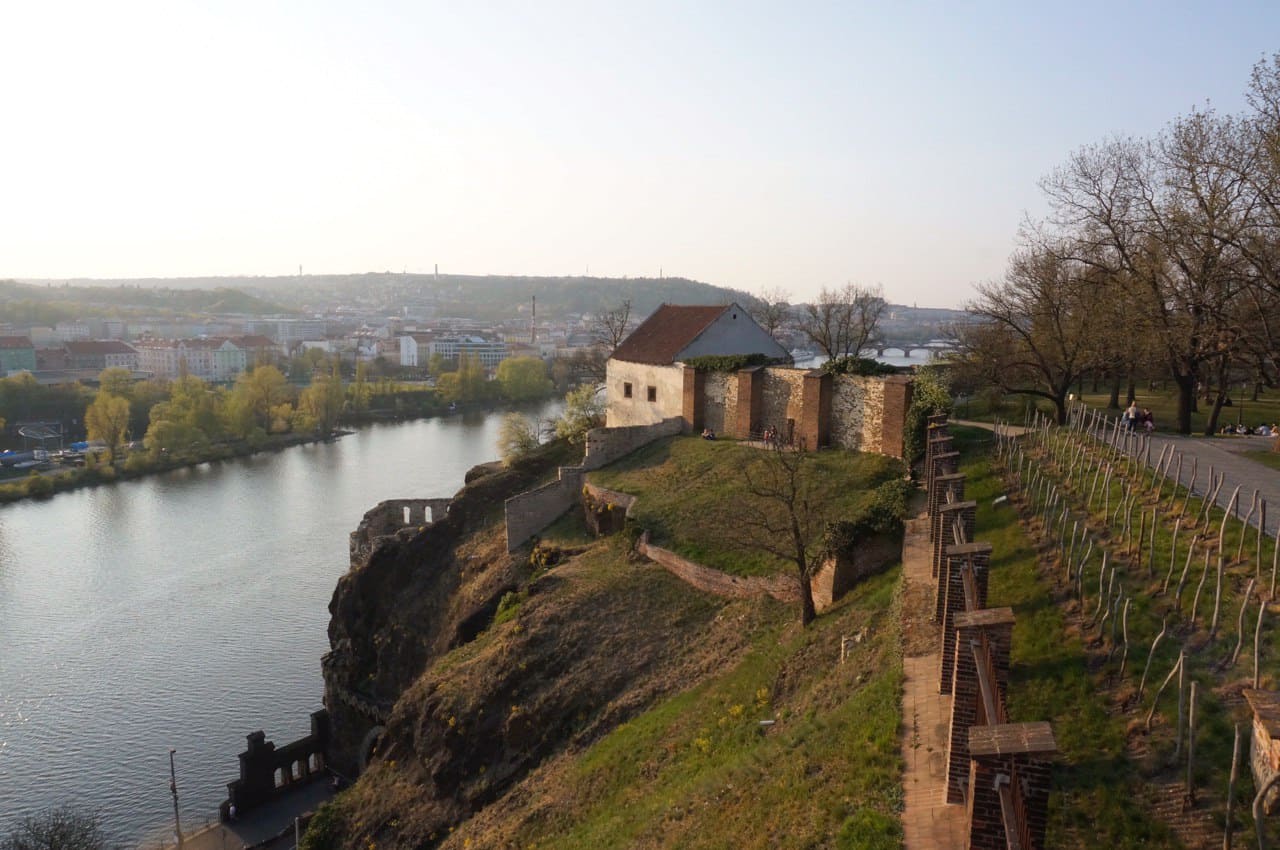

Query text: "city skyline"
[3, 1, 1277, 308]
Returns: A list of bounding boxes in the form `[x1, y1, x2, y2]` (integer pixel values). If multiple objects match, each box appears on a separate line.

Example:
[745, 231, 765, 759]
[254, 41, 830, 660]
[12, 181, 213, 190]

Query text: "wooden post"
[1210, 550, 1226, 639]
[1225, 723, 1241, 850]
[1163, 518, 1182, 594]
[1186, 680, 1198, 803]
[1138, 616, 1168, 699]
[1230, 578, 1256, 666]
[1256, 597, 1267, 690]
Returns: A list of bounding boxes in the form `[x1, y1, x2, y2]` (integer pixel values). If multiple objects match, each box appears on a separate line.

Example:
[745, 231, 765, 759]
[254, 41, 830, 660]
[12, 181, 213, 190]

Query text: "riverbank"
[0, 396, 560, 506]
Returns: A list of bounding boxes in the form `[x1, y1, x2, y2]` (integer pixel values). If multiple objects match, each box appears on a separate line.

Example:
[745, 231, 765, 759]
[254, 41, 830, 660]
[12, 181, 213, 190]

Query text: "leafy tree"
[226, 366, 292, 437]
[496, 357, 553, 401]
[799, 283, 886, 362]
[497, 413, 540, 465]
[97, 367, 134, 399]
[2, 807, 116, 850]
[144, 375, 222, 454]
[84, 393, 131, 454]
[555, 384, 604, 445]
[297, 367, 345, 434]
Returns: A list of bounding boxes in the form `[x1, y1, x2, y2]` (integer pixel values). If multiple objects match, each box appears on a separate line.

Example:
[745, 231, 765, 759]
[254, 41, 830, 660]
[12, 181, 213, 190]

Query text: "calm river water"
[0, 401, 561, 845]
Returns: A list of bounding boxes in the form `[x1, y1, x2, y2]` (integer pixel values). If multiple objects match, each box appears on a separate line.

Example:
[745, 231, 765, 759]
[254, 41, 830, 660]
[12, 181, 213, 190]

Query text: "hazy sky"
[3, 2, 1277, 308]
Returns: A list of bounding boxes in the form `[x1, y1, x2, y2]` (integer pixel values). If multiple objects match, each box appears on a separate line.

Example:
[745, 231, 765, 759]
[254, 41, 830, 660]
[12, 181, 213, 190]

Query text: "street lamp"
[169, 748, 183, 848]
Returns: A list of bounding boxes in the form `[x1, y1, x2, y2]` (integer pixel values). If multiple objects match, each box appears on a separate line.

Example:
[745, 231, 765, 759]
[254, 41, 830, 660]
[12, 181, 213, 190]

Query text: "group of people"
[1219, 422, 1278, 436]
[1123, 402, 1156, 432]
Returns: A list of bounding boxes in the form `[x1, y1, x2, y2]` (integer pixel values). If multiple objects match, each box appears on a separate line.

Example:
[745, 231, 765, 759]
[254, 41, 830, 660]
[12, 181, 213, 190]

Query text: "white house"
[605, 303, 791, 427]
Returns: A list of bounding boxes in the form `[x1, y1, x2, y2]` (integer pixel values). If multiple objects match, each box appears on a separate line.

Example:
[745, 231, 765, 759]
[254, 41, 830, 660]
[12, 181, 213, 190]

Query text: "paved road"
[1122, 431, 1280, 537]
[176, 782, 334, 850]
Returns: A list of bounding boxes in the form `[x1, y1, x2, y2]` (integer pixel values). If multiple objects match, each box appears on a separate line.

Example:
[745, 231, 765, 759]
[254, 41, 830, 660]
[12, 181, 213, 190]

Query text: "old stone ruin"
[924, 414, 1057, 849]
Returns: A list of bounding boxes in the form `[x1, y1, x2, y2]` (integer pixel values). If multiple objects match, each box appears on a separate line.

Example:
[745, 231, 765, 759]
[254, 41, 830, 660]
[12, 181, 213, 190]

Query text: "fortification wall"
[637, 532, 801, 603]
[829, 375, 886, 453]
[701, 372, 737, 436]
[505, 418, 682, 551]
[758, 369, 806, 441]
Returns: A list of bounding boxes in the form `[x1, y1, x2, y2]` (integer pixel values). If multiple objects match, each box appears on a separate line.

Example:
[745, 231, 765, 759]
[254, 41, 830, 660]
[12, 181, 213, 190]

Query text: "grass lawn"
[955, 385, 1280, 437]
[501, 565, 905, 850]
[952, 425, 1180, 849]
[587, 435, 906, 577]
[1244, 449, 1280, 471]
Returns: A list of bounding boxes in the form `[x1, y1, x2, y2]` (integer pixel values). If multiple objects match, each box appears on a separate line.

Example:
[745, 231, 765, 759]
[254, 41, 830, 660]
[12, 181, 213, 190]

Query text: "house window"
[623, 382, 633, 399]
[647, 386, 657, 403]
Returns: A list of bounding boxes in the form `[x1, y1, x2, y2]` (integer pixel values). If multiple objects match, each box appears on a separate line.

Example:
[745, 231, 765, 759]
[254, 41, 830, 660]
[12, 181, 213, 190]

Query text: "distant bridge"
[873, 339, 959, 359]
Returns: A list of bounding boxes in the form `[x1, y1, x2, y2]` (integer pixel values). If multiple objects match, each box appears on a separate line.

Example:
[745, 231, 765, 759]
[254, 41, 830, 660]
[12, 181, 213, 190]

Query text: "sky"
[2, 2, 1278, 308]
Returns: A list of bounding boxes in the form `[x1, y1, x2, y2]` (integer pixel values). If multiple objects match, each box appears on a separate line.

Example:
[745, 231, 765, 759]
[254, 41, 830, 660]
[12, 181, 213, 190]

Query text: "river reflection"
[0, 401, 561, 844]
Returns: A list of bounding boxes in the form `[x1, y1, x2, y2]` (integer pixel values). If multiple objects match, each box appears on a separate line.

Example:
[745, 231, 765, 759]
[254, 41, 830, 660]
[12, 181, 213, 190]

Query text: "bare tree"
[958, 244, 1107, 424]
[736, 438, 825, 626]
[593, 299, 632, 354]
[748, 286, 792, 341]
[2, 808, 116, 850]
[799, 283, 886, 362]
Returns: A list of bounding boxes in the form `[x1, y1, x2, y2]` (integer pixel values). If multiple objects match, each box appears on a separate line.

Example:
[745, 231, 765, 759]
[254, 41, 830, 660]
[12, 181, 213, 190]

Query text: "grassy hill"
[310, 435, 908, 850]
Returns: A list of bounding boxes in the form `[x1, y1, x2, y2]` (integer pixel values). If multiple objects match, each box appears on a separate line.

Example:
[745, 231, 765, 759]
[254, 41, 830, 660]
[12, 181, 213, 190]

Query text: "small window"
[647, 386, 657, 403]
[623, 382, 633, 399]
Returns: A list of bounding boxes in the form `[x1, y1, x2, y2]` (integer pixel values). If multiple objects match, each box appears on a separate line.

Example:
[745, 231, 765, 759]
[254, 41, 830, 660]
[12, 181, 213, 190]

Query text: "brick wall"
[939, 542, 992, 693]
[947, 608, 1015, 803]
[966, 723, 1056, 850]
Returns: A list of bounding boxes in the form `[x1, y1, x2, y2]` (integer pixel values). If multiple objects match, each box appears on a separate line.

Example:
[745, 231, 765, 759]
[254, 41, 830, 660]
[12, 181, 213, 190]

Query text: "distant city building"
[431, 335, 507, 369]
[243, 319, 328, 343]
[134, 338, 247, 381]
[399, 333, 435, 367]
[64, 340, 140, 372]
[0, 336, 37, 374]
[53, 321, 91, 342]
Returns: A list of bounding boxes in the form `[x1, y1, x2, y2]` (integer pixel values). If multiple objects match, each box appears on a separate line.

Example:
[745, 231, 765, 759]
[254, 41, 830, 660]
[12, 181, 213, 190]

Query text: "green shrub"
[821, 356, 899, 377]
[682, 353, 773, 372]
[822, 478, 911, 557]
[24, 474, 54, 499]
[299, 800, 344, 850]
[493, 590, 527, 626]
[902, 364, 953, 464]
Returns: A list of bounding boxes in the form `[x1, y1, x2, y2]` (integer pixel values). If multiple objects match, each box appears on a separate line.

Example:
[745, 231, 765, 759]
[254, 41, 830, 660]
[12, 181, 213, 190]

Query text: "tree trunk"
[1053, 392, 1068, 425]
[798, 564, 816, 626]
[1206, 392, 1228, 437]
[1126, 374, 1137, 405]
[1108, 374, 1122, 410]
[1175, 373, 1195, 435]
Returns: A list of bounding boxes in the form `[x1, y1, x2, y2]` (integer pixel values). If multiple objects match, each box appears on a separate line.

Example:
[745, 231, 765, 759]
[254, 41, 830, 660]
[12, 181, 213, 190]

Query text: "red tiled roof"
[0, 336, 33, 349]
[609, 304, 728, 365]
[65, 340, 138, 355]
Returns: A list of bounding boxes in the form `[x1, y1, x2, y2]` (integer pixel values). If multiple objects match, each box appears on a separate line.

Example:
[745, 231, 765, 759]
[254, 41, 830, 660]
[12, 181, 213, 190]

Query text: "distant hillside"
[0, 279, 290, 319]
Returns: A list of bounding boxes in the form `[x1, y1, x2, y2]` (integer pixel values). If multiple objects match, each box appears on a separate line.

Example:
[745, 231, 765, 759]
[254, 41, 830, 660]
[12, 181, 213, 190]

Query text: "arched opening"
[292, 760, 303, 781]
[309, 752, 324, 773]
[273, 768, 285, 788]
[357, 725, 385, 775]
[402, 506, 411, 525]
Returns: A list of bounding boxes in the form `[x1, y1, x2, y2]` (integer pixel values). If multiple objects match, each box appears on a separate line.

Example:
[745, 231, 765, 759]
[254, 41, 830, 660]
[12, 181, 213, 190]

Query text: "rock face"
[322, 458, 554, 777]
[319, 448, 747, 850]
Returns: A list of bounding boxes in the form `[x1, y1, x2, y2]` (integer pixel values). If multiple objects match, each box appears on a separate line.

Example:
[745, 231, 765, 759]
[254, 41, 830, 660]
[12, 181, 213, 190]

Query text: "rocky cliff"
[317, 441, 757, 849]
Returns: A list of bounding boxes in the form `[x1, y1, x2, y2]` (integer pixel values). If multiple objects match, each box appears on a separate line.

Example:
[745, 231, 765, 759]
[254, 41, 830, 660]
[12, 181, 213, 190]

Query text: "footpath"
[175, 783, 333, 850]
[898, 510, 965, 850]
[1142, 432, 1280, 536]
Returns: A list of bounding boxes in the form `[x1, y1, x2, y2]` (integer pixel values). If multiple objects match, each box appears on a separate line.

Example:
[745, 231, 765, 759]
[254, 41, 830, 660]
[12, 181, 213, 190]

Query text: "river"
[0, 400, 561, 846]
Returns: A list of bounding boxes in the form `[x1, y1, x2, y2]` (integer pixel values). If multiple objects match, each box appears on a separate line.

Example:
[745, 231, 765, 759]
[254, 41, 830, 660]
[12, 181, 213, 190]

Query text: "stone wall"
[830, 375, 885, 453]
[636, 532, 801, 603]
[505, 417, 683, 551]
[701, 372, 737, 436]
[810, 534, 901, 611]
[759, 369, 807, 443]
[350, 498, 453, 564]
[221, 711, 330, 820]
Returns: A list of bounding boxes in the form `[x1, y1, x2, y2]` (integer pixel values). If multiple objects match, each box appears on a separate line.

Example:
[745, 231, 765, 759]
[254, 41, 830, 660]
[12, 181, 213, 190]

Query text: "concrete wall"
[605, 360, 686, 427]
